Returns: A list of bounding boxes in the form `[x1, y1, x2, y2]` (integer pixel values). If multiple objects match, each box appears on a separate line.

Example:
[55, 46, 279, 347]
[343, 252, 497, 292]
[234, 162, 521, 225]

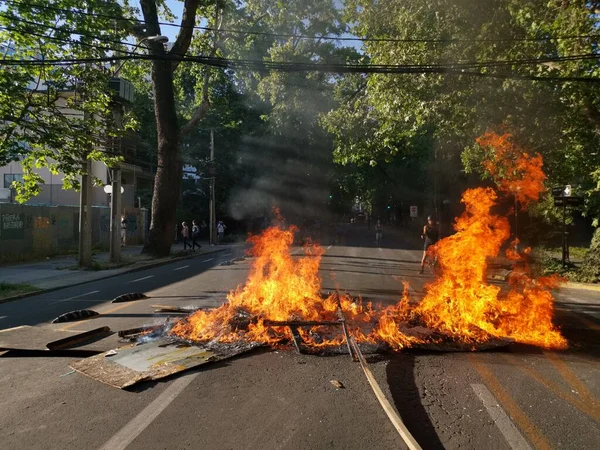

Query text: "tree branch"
[169, 0, 202, 72]
[180, 3, 223, 137]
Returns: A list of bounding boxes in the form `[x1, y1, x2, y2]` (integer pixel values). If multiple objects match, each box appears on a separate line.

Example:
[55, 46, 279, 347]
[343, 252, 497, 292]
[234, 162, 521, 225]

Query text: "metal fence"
[0, 204, 147, 262]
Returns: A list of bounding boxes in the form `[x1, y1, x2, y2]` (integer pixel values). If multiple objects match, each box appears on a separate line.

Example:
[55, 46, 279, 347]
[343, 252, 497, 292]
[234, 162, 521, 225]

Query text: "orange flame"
[171, 131, 566, 351]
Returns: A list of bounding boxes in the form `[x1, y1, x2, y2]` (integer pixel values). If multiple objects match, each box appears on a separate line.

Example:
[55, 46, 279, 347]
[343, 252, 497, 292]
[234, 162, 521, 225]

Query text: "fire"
[170, 226, 374, 347]
[171, 131, 566, 352]
[413, 132, 566, 349]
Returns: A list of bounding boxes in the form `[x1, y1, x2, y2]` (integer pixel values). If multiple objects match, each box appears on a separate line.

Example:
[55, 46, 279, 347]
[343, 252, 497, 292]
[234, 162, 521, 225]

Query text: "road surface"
[0, 227, 598, 449]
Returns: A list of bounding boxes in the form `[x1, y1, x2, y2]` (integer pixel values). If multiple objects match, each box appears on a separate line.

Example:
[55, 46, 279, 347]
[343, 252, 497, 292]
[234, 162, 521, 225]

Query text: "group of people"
[179, 220, 227, 251]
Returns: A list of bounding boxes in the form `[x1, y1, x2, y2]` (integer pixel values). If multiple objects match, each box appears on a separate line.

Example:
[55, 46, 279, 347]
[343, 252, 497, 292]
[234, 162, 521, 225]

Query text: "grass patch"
[0, 282, 40, 300]
[533, 251, 597, 283]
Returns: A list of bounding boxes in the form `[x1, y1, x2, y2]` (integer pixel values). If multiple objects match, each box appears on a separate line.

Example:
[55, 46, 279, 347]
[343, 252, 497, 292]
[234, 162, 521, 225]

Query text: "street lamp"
[112, 35, 169, 76]
[103, 184, 125, 195]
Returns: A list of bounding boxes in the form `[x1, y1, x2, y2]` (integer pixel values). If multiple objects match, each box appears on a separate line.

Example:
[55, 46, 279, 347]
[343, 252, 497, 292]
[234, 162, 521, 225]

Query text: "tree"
[325, 0, 600, 232]
[0, 0, 129, 200]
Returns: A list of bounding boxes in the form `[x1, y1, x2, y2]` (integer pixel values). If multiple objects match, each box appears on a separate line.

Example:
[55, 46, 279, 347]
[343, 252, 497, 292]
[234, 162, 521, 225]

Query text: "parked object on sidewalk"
[111, 292, 148, 303]
[52, 309, 99, 323]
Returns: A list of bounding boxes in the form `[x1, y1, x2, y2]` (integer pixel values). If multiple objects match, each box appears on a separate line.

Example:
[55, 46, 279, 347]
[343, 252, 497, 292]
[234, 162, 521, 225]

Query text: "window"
[4, 174, 23, 189]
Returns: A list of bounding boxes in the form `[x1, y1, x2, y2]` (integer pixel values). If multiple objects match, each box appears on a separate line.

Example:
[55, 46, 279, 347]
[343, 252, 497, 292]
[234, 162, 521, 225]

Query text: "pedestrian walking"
[375, 220, 383, 247]
[217, 220, 226, 244]
[191, 220, 202, 251]
[182, 221, 191, 250]
[120, 216, 127, 247]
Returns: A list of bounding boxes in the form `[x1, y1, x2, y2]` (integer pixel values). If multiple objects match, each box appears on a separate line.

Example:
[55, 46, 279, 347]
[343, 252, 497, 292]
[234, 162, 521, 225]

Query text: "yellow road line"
[468, 354, 553, 450]
[502, 354, 600, 423]
[543, 352, 597, 403]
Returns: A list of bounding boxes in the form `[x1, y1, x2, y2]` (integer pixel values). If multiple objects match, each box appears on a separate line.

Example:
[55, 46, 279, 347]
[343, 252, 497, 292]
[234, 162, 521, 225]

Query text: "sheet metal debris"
[70, 338, 262, 389]
[0, 325, 112, 352]
[46, 326, 112, 350]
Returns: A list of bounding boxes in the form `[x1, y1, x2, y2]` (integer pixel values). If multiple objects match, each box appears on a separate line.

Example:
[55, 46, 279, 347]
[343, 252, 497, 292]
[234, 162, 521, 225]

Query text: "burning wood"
[168, 134, 566, 354]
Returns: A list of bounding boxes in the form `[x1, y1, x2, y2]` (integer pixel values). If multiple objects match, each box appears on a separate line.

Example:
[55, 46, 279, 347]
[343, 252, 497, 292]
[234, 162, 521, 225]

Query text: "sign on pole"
[552, 185, 572, 198]
[409, 206, 418, 218]
[554, 196, 584, 207]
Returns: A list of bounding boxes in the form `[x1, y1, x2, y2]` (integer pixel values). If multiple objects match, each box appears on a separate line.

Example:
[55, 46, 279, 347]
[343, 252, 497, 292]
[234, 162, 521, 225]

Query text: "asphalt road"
[0, 226, 599, 450]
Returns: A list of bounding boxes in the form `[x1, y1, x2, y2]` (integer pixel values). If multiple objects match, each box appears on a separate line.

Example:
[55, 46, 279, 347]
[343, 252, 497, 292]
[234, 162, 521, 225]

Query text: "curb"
[0, 246, 227, 305]
[562, 281, 600, 292]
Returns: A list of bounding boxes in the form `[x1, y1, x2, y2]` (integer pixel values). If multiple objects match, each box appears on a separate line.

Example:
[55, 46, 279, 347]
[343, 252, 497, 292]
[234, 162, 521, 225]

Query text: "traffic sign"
[554, 196, 584, 207]
[409, 206, 418, 218]
[552, 185, 572, 197]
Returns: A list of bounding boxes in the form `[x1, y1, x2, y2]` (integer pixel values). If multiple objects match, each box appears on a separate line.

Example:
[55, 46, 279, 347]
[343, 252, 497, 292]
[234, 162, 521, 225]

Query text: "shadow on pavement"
[386, 354, 445, 450]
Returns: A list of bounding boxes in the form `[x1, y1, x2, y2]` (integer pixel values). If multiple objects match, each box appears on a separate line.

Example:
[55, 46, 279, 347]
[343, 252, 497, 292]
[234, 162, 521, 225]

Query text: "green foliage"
[0, 0, 131, 202]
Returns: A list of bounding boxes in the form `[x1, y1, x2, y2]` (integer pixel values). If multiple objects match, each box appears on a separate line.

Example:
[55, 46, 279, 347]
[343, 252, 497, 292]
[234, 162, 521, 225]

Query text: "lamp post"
[105, 182, 125, 262]
[106, 35, 167, 261]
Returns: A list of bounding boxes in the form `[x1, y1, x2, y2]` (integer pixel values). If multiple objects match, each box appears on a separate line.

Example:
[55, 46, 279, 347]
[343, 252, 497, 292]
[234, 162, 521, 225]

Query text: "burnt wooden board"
[70, 338, 261, 389]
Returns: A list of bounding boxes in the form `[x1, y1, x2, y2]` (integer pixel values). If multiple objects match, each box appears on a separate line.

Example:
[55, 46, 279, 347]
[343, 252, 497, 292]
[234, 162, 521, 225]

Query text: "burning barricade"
[71, 131, 566, 388]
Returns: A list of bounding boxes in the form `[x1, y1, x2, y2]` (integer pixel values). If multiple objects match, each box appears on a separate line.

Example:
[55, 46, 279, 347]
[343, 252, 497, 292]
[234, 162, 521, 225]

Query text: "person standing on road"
[217, 220, 226, 244]
[191, 220, 202, 251]
[182, 221, 191, 250]
[419, 215, 439, 274]
[375, 220, 383, 247]
[120, 216, 127, 247]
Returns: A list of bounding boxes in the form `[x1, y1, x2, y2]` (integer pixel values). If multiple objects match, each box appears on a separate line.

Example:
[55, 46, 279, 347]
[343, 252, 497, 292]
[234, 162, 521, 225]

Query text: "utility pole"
[209, 128, 216, 245]
[109, 166, 122, 262]
[78, 4, 93, 268]
[78, 157, 93, 267]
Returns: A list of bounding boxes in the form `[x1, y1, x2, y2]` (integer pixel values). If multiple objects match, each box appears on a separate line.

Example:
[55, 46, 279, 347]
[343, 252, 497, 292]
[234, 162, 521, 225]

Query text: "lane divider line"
[53, 290, 100, 303]
[468, 355, 552, 450]
[98, 372, 199, 450]
[471, 383, 533, 450]
[173, 265, 190, 271]
[501, 354, 600, 422]
[201, 258, 214, 263]
[543, 351, 597, 401]
[129, 275, 154, 283]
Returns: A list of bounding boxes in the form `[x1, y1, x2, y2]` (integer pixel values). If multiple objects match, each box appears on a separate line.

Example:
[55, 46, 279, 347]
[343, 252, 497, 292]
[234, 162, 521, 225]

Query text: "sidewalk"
[0, 241, 227, 292]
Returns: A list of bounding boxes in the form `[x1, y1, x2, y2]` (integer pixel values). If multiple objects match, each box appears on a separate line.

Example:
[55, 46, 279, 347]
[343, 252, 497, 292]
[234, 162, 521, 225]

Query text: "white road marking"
[327, 245, 332, 250]
[201, 258, 214, 263]
[129, 275, 154, 283]
[173, 265, 189, 271]
[471, 384, 533, 450]
[98, 373, 198, 450]
[0, 316, 7, 320]
[54, 290, 100, 303]
[223, 253, 232, 256]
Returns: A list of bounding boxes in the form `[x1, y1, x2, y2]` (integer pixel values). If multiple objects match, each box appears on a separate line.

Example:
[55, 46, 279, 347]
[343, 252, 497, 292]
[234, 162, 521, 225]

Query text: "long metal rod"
[349, 337, 423, 450]
[263, 320, 343, 327]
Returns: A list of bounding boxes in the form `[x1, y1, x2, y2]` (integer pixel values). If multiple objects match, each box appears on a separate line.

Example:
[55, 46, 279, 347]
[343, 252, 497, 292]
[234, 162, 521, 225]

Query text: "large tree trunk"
[142, 59, 181, 257]
[138, 0, 204, 256]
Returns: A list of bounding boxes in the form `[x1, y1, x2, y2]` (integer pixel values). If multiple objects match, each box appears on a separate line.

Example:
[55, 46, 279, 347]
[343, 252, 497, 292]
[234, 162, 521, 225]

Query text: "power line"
[1, 53, 599, 82]
[2, 0, 600, 44]
[0, 12, 142, 51]
[3, 21, 598, 71]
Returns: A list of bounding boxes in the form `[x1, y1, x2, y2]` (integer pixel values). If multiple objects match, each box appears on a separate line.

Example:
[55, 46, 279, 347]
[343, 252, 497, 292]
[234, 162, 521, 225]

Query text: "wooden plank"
[349, 337, 423, 450]
[70, 338, 262, 389]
